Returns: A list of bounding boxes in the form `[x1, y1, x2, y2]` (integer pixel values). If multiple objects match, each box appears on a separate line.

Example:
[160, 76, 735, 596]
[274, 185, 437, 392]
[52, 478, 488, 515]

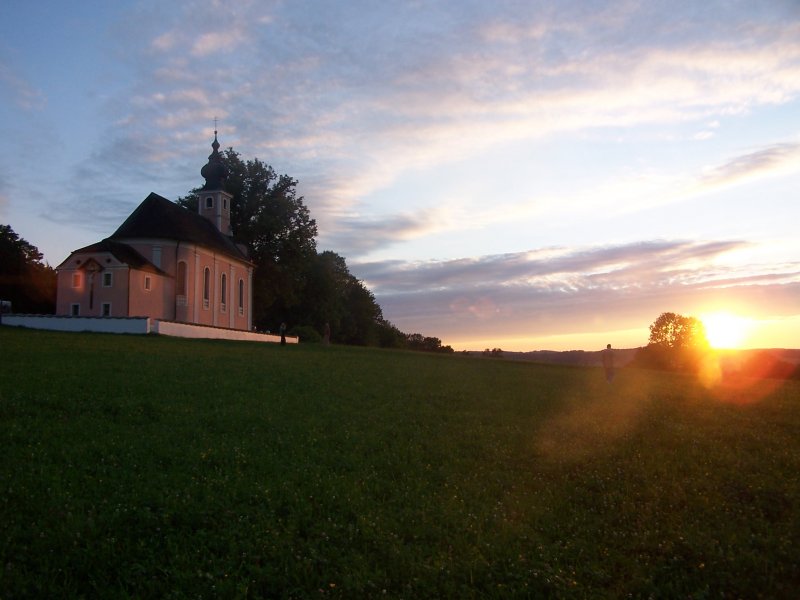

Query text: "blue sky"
[2, 0, 799, 350]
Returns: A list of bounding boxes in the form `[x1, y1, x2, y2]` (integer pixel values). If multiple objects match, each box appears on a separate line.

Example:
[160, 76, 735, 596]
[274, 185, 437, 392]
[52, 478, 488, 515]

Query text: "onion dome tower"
[198, 130, 233, 236]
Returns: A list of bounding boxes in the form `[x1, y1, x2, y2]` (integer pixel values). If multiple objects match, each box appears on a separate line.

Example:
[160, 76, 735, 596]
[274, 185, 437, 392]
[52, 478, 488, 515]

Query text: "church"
[55, 133, 254, 331]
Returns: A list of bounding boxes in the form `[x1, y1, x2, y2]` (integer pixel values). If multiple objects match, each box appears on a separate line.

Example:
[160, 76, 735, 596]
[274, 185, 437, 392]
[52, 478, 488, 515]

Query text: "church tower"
[199, 130, 233, 236]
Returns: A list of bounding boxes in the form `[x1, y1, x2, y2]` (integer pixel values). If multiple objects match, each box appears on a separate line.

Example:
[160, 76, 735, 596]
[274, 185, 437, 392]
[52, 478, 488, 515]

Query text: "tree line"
[177, 147, 453, 352]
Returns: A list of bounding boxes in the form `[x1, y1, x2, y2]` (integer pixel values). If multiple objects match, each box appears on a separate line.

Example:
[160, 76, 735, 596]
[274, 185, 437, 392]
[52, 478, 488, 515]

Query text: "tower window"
[221, 273, 227, 307]
[102, 272, 113, 287]
[238, 278, 244, 314]
[144, 276, 152, 291]
[206, 197, 213, 209]
[72, 273, 81, 288]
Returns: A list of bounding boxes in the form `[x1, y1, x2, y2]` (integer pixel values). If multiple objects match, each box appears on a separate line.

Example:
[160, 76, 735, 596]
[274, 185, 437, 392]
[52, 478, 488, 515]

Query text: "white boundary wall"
[1, 315, 297, 344]
[153, 320, 296, 344]
[2, 314, 152, 334]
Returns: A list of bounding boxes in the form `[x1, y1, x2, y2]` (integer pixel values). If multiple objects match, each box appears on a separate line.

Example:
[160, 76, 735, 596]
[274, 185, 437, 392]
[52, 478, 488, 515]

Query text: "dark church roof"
[109, 192, 248, 262]
[68, 239, 168, 275]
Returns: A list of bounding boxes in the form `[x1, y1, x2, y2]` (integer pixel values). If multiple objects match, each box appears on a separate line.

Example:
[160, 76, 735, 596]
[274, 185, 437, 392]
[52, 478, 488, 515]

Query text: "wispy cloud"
[700, 143, 800, 188]
[354, 239, 800, 345]
[0, 61, 45, 110]
[324, 209, 445, 255]
[314, 133, 800, 259]
[357, 240, 750, 294]
[191, 31, 245, 57]
[84, 1, 800, 210]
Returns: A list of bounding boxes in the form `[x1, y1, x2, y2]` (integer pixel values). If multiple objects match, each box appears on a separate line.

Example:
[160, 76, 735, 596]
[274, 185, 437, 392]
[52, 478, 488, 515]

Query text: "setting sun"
[701, 312, 752, 349]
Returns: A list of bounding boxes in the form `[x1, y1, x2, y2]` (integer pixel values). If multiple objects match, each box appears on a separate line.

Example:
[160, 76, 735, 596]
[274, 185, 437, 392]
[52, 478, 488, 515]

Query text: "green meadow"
[1, 327, 798, 598]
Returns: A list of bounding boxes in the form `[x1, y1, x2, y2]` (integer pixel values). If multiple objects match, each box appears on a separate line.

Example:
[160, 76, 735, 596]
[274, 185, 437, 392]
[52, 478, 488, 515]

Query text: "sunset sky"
[1, 1, 798, 351]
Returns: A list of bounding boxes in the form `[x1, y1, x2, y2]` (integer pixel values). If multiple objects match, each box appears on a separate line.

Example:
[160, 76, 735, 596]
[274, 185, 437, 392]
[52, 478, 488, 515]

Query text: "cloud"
[357, 240, 749, 294]
[51, 1, 795, 237]
[323, 209, 445, 255]
[700, 143, 800, 188]
[191, 31, 245, 57]
[89, 1, 800, 201]
[0, 61, 45, 110]
[352, 239, 800, 345]
[151, 31, 178, 52]
[317, 135, 800, 258]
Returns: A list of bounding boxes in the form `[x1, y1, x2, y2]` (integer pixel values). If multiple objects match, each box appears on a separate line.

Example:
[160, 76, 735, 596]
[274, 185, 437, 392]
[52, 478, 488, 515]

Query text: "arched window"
[221, 273, 227, 306]
[203, 267, 210, 307]
[176, 261, 187, 296]
[238, 278, 244, 314]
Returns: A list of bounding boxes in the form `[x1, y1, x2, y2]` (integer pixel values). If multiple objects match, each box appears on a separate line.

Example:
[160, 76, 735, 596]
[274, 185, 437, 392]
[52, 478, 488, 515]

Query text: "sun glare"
[701, 312, 751, 349]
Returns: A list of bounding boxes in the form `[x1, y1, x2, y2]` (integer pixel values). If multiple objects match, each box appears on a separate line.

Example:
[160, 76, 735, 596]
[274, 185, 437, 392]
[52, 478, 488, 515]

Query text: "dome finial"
[201, 121, 227, 190]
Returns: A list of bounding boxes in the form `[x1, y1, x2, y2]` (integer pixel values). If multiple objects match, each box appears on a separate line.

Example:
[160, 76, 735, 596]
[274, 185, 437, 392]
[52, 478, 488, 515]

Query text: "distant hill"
[468, 347, 800, 370]
[714, 348, 800, 380]
[745, 348, 800, 364]
[468, 347, 641, 367]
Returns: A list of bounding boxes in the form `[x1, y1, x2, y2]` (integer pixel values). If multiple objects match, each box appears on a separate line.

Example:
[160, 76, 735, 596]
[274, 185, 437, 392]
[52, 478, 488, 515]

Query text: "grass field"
[1, 327, 798, 598]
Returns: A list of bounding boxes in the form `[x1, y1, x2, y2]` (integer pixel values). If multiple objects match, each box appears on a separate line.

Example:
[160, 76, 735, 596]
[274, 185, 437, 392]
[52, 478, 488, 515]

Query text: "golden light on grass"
[700, 311, 752, 349]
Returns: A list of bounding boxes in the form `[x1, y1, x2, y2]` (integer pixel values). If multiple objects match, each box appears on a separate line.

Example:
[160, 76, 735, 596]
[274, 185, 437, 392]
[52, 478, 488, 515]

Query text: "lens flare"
[701, 312, 751, 349]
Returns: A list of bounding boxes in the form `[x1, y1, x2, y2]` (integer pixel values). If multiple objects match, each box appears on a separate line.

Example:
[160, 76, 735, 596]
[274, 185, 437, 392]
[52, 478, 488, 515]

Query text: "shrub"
[290, 324, 322, 343]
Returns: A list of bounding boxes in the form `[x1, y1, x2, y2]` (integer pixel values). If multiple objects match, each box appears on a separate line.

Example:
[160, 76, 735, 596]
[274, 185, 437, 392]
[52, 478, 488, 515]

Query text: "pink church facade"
[56, 134, 254, 331]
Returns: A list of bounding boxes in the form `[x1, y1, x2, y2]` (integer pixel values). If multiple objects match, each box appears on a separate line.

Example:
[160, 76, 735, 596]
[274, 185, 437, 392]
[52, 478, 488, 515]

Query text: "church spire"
[198, 124, 233, 235]
[200, 127, 227, 191]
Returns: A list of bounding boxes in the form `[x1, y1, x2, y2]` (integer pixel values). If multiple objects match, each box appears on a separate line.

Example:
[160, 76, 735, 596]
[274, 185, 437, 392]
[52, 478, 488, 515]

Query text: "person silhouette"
[602, 343, 615, 383]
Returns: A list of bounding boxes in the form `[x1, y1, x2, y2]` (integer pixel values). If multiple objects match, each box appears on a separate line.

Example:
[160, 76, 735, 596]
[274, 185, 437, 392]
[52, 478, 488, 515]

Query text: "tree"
[178, 148, 448, 350]
[294, 250, 390, 346]
[339, 278, 384, 346]
[634, 311, 709, 371]
[0, 225, 56, 314]
[648, 312, 707, 350]
[405, 333, 454, 353]
[178, 149, 317, 330]
[301, 250, 351, 336]
[375, 319, 408, 349]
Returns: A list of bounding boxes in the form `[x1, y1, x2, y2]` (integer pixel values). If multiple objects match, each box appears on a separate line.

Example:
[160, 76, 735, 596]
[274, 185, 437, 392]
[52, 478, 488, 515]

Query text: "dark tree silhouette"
[178, 149, 418, 348]
[634, 311, 709, 371]
[178, 149, 317, 331]
[648, 311, 707, 350]
[0, 224, 56, 314]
